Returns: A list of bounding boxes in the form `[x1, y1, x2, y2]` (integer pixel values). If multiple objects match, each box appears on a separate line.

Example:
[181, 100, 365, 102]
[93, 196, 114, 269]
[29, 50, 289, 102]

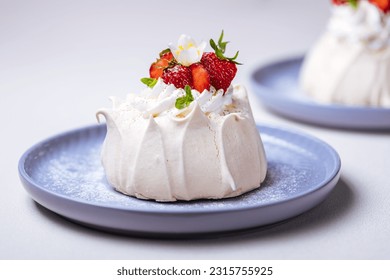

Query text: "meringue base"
[97, 85, 267, 202]
[300, 33, 390, 107]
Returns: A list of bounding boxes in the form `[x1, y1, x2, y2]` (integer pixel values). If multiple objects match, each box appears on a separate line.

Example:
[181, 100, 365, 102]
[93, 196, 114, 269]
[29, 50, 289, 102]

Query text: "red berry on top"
[149, 50, 174, 79]
[147, 32, 240, 95]
[369, 0, 390, 13]
[200, 52, 237, 92]
[162, 65, 193, 89]
[332, 0, 348, 5]
[149, 59, 169, 79]
[189, 63, 210, 92]
[160, 50, 174, 61]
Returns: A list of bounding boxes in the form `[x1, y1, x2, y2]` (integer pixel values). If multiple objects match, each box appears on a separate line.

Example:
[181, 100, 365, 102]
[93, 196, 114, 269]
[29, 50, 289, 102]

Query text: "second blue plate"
[251, 56, 390, 130]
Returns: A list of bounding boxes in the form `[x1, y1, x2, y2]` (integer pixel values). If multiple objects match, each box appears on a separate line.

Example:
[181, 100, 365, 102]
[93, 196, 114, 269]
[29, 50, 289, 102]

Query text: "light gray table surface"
[1, 0, 389, 259]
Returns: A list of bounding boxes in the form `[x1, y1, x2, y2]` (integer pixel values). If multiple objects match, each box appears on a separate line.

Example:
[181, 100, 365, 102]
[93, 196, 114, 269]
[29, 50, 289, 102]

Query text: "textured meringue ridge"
[301, 31, 390, 107]
[98, 85, 267, 201]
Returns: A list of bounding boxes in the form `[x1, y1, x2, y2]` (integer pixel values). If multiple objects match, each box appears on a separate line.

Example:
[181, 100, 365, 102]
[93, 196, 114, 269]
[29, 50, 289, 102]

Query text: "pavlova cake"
[300, 0, 390, 107]
[97, 32, 267, 202]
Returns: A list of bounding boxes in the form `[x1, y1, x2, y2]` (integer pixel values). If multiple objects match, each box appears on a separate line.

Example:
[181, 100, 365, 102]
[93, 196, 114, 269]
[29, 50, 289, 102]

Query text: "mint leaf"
[175, 98, 186, 109]
[141, 77, 157, 88]
[185, 85, 194, 102]
[348, 0, 358, 8]
[175, 85, 194, 109]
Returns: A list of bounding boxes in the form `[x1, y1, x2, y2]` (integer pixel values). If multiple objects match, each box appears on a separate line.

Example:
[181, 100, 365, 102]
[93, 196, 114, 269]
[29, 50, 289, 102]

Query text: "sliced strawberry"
[160, 51, 174, 61]
[190, 63, 210, 92]
[149, 58, 169, 79]
[332, 0, 348, 5]
[200, 52, 237, 92]
[162, 65, 193, 89]
[149, 51, 175, 79]
[369, 0, 390, 12]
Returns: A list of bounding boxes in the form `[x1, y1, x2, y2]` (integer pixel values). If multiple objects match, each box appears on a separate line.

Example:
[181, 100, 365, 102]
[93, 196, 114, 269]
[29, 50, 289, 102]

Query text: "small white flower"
[168, 34, 206, 66]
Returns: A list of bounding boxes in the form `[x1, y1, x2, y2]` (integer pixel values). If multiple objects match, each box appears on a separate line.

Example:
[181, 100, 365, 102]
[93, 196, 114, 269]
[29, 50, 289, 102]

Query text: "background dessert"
[97, 32, 267, 202]
[300, 0, 390, 107]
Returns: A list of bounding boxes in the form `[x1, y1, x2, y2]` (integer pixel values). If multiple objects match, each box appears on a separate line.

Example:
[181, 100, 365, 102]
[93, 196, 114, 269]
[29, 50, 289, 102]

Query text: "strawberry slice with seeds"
[190, 63, 210, 93]
[149, 50, 175, 79]
[332, 0, 348, 5]
[150, 59, 169, 79]
[162, 65, 193, 89]
[160, 50, 174, 61]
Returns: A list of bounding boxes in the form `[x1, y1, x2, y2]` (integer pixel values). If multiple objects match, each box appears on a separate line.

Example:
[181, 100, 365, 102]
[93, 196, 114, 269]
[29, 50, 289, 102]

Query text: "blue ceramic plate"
[250, 56, 390, 130]
[18, 124, 340, 237]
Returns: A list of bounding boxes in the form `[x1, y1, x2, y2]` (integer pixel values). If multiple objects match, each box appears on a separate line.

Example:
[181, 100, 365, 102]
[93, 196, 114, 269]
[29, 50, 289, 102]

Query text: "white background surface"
[1, 0, 389, 259]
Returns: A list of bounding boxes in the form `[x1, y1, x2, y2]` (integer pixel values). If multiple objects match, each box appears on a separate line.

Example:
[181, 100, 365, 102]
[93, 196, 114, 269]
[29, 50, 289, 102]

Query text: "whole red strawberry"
[162, 65, 193, 89]
[199, 31, 240, 93]
[201, 52, 237, 92]
[369, 0, 390, 13]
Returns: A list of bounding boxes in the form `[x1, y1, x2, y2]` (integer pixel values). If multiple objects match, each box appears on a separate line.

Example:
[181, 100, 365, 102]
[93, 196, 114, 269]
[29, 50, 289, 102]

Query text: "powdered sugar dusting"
[24, 125, 329, 212]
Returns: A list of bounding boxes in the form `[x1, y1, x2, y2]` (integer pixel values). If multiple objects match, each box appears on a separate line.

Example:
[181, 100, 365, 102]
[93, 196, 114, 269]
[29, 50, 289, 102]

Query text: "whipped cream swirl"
[114, 79, 233, 118]
[327, 0, 390, 50]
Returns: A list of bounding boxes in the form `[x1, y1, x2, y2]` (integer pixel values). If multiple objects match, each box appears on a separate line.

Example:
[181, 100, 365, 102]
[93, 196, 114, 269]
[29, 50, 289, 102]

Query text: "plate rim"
[18, 123, 341, 216]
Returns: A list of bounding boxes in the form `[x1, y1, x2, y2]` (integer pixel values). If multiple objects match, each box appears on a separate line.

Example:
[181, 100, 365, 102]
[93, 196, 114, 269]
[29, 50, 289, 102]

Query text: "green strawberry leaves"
[210, 30, 242, 65]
